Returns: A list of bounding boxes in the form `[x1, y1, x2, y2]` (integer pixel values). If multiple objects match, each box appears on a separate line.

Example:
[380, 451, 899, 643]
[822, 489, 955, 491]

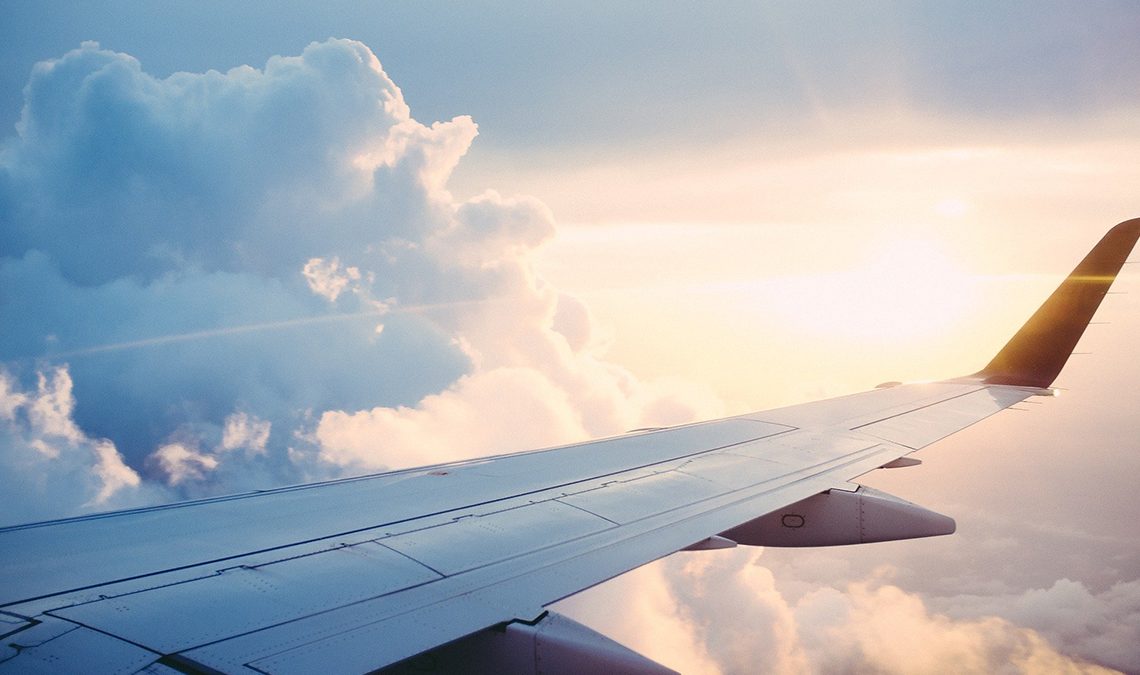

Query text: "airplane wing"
[2, 219, 1137, 674]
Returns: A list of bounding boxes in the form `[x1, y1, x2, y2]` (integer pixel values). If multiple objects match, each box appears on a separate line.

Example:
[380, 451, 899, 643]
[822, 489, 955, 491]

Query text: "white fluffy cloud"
[0, 39, 721, 511]
[0, 40, 483, 484]
[0, 367, 147, 525]
[148, 442, 220, 486]
[936, 577, 1140, 673]
[302, 257, 363, 303]
[791, 581, 1112, 674]
[314, 367, 588, 470]
[554, 555, 723, 674]
[221, 411, 271, 455]
[560, 550, 1122, 674]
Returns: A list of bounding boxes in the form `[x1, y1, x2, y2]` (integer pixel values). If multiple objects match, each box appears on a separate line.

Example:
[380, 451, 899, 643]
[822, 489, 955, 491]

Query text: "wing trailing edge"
[977, 218, 1140, 388]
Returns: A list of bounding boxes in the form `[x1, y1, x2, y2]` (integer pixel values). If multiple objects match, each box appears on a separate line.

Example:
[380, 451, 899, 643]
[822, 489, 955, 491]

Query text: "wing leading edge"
[0, 220, 1136, 674]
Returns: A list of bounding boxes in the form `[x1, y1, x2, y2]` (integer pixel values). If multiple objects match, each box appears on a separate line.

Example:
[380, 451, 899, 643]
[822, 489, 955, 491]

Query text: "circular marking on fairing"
[781, 514, 805, 528]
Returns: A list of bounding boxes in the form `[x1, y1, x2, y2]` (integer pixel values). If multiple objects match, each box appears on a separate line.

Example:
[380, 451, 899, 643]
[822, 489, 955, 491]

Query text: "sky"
[1, 3, 1139, 673]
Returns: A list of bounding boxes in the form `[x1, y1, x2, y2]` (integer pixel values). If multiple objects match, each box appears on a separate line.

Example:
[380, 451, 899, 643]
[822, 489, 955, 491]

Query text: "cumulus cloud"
[936, 577, 1140, 673]
[2, 39, 456, 285]
[0, 38, 723, 517]
[554, 555, 723, 675]
[313, 367, 588, 470]
[148, 442, 219, 486]
[220, 411, 271, 455]
[667, 551, 810, 674]
[742, 493, 1140, 672]
[302, 257, 363, 303]
[791, 581, 1113, 675]
[0, 367, 149, 525]
[560, 549, 1123, 674]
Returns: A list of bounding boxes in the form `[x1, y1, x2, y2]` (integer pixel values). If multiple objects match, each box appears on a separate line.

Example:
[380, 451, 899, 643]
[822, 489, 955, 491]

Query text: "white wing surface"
[2, 219, 1137, 674]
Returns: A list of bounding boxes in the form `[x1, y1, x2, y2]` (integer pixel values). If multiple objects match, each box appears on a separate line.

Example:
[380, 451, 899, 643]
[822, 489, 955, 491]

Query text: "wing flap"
[51, 541, 441, 654]
[0, 618, 156, 675]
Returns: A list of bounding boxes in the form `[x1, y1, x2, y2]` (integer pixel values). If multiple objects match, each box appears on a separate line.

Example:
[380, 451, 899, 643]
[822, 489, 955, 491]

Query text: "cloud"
[936, 578, 1140, 673]
[672, 551, 810, 674]
[741, 527, 1140, 672]
[0, 251, 470, 471]
[5, 4, 1139, 164]
[0, 38, 723, 517]
[301, 257, 363, 303]
[0, 366, 151, 525]
[561, 550, 1122, 674]
[2, 39, 446, 285]
[553, 557, 723, 675]
[313, 367, 588, 470]
[313, 362, 725, 472]
[792, 579, 1116, 675]
[220, 411, 271, 455]
[148, 442, 219, 486]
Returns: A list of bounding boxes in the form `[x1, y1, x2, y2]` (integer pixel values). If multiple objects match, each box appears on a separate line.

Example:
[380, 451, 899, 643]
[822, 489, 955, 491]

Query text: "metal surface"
[0, 382, 1050, 673]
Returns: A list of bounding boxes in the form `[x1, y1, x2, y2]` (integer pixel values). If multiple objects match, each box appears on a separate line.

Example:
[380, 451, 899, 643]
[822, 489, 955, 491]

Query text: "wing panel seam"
[848, 386, 986, 431]
[4, 427, 797, 609]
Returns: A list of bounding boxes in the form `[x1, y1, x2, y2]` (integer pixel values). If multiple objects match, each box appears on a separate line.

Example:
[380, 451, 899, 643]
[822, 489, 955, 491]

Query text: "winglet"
[977, 218, 1140, 388]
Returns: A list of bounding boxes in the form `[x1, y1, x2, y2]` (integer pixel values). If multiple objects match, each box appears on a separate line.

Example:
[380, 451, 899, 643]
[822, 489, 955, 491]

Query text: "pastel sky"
[1, 3, 1138, 673]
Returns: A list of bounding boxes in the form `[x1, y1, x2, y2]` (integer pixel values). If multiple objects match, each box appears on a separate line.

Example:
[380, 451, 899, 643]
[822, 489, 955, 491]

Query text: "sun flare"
[765, 237, 979, 345]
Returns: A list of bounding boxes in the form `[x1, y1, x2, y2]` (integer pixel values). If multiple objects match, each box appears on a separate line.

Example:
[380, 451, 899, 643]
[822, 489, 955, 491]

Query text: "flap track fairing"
[718, 485, 955, 547]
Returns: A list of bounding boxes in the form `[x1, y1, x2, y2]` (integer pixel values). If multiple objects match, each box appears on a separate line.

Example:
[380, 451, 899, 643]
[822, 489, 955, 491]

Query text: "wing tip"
[977, 217, 1140, 388]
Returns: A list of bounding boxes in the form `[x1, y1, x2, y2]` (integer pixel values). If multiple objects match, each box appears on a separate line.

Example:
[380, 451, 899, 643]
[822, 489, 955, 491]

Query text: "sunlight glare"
[764, 237, 979, 345]
[935, 198, 970, 218]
